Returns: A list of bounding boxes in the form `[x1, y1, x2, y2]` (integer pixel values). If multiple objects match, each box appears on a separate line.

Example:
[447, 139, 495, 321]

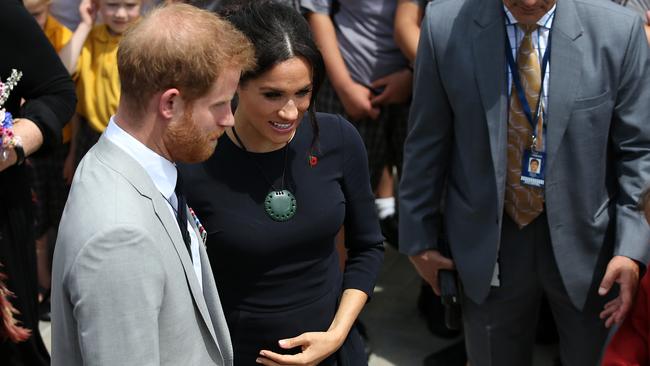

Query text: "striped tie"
[504, 24, 544, 228]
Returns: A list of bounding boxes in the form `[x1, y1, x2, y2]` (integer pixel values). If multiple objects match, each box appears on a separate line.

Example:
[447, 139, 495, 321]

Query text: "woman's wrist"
[326, 324, 351, 347]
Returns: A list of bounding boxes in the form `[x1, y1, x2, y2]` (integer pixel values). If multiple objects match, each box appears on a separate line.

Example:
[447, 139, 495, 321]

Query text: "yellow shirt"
[44, 15, 72, 52]
[74, 24, 121, 134]
[44, 15, 74, 143]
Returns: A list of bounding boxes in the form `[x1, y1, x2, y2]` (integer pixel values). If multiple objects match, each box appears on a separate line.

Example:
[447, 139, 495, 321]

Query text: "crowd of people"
[0, 0, 650, 365]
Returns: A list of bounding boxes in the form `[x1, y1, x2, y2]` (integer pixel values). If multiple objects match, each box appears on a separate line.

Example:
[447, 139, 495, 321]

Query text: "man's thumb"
[599, 268, 618, 296]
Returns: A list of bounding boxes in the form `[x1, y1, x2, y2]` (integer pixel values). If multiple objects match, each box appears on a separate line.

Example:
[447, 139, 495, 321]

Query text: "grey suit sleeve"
[398, 11, 453, 256]
[611, 16, 650, 265]
[65, 226, 165, 366]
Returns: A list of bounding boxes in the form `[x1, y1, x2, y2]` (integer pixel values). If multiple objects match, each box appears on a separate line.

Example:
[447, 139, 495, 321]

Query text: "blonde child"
[24, 0, 72, 52]
[59, 0, 140, 182]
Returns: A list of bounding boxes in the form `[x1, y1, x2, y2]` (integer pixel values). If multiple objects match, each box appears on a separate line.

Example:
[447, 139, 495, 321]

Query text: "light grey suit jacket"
[399, 0, 650, 309]
[51, 136, 233, 365]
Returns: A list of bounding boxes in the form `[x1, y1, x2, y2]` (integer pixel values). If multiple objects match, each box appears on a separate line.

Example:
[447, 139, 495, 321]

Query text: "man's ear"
[159, 88, 182, 120]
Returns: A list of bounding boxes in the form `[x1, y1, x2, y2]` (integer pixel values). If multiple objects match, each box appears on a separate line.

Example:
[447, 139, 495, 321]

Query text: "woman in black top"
[180, 2, 384, 365]
[0, 0, 76, 364]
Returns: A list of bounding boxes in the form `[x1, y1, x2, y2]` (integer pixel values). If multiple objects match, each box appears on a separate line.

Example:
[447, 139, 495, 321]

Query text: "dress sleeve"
[337, 115, 385, 297]
[1, 0, 77, 150]
[602, 271, 650, 366]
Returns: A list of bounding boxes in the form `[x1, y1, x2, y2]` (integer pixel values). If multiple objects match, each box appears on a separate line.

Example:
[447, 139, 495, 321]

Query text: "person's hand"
[370, 68, 413, 106]
[409, 249, 455, 295]
[598, 255, 640, 328]
[63, 150, 76, 185]
[0, 147, 18, 173]
[256, 331, 344, 366]
[79, 0, 97, 26]
[337, 81, 380, 121]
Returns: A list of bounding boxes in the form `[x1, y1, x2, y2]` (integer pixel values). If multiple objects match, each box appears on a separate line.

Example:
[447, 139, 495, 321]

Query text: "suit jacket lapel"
[545, 0, 583, 172]
[94, 136, 222, 351]
[473, 0, 509, 208]
[188, 212, 233, 361]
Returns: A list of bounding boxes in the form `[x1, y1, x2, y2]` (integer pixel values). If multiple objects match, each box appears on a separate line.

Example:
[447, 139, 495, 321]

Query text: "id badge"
[520, 150, 545, 188]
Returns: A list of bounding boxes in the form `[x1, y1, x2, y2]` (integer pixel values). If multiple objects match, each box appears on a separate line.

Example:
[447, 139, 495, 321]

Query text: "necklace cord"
[231, 126, 290, 192]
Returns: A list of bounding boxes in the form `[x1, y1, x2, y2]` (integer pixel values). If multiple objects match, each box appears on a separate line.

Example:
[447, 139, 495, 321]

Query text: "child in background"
[59, 0, 140, 182]
[23, 0, 74, 321]
[24, 0, 72, 52]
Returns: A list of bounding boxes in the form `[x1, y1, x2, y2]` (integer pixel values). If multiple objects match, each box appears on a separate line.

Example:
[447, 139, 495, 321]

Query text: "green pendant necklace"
[231, 126, 297, 222]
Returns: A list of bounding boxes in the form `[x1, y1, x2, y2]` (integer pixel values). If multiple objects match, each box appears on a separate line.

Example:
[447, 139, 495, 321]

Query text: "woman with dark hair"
[179, 2, 384, 365]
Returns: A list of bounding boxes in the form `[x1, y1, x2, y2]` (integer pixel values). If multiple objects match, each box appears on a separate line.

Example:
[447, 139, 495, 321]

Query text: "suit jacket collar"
[473, 0, 509, 213]
[545, 0, 583, 171]
[92, 136, 224, 355]
[104, 118, 177, 200]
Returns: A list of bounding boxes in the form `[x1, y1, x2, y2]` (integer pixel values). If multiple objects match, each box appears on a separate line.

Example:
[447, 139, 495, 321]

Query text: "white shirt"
[504, 4, 556, 110]
[104, 117, 203, 290]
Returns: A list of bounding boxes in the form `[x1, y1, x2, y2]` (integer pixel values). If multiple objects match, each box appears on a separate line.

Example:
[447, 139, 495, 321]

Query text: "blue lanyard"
[505, 27, 551, 133]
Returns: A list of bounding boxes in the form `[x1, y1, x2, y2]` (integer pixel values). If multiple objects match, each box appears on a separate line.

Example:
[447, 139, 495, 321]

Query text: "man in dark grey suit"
[51, 4, 255, 365]
[399, 0, 650, 364]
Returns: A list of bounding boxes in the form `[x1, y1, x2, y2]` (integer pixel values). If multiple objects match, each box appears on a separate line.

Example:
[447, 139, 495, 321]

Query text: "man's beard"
[164, 109, 218, 164]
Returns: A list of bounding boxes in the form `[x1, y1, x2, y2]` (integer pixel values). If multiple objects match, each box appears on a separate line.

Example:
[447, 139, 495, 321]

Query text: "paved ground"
[40, 245, 558, 365]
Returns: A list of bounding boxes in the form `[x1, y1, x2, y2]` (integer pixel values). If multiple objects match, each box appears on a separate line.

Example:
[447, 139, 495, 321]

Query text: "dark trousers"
[462, 213, 612, 366]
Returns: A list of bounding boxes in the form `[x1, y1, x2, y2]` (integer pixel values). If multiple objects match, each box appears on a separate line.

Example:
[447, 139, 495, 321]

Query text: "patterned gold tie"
[504, 24, 544, 228]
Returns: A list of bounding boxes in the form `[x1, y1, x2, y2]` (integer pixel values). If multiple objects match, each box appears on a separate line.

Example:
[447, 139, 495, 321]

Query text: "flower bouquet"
[0, 69, 22, 162]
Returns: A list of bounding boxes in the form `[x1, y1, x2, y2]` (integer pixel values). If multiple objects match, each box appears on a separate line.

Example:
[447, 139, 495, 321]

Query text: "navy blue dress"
[181, 113, 384, 365]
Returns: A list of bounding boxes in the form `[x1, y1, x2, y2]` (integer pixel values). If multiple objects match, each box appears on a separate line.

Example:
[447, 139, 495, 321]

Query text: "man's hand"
[370, 68, 413, 106]
[337, 81, 380, 121]
[598, 255, 640, 328]
[409, 249, 455, 295]
[255, 331, 343, 366]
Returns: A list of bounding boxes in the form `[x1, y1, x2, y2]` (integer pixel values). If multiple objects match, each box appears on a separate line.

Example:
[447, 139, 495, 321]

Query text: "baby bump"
[227, 289, 338, 366]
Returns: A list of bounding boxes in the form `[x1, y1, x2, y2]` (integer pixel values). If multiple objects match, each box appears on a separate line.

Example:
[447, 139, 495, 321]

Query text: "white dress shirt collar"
[104, 116, 177, 201]
[503, 4, 557, 29]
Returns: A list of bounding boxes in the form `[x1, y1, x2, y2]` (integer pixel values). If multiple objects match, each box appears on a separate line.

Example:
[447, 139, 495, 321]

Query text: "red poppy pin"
[308, 155, 318, 167]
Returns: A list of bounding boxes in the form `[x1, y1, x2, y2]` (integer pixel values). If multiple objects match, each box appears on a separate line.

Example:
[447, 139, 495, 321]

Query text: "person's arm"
[257, 289, 367, 366]
[598, 15, 650, 328]
[305, 11, 379, 120]
[398, 7, 455, 291]
[394, 0, 425, 64]
[67, 226, 165, 365]
[0, 119, 42, 172]
[0, 0, 76, 173]
[58, 0, 95, 74]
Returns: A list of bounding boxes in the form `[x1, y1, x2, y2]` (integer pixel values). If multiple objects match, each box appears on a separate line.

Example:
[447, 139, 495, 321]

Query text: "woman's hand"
[255, 330, 345, 366]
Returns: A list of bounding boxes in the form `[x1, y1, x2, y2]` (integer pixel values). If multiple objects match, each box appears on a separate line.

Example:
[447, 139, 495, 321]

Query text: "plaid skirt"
[315, 77, 409, 190]
[75, 118, 102, 166]
[27, 143, 70, 236]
